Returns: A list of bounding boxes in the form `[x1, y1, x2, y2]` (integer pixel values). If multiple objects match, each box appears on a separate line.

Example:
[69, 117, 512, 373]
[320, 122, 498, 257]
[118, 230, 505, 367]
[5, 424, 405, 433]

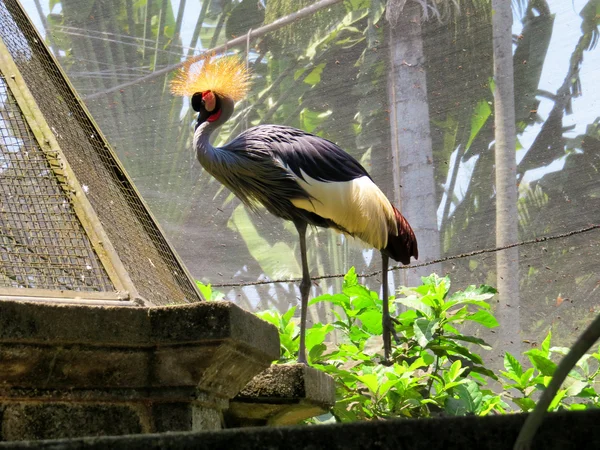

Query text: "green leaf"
[577, 387, 597, 398]
[413, 318, 439, 347]
[541, 330, 552, 357]
[196, 281, 225, 301]
[466, 100, 492, 150]
[469, 365, 498, 381]
[303, 63, 326, 86]
[466, 310, 499, 328]
[500, 370, 522, 384]
[282, 306, 296, 325]
[443, 285, 496, 311]
[309, 293, 349, 308]
[563, 377, 588, 397]
[504, 352, 523, 378]
[446, 334, 492, 350]
[344, 267, 358, 287]
[444, 380, 468, 390]
[443, 323, 461, 334]
[513, 397, 536, 412]
[379, 378, 402, 398]
[443, 299, 492, 312]
[196, 281, 212, 300]
[352, 292, 377, 310]
[432, 341, 484, 365]
[445, 397, 468, 416]
[549, 346, 571, 356]
[420, 274, 448, 288]
[356, 373, 380, 394]
[421, 352, 436, 366]
[470, 372, 486, 384]
[255, 310, 279, 328]
[525, 350, 557, 377]
[421, 293, 442, 309]
[407, 356, 429, 372]
[447, 360, 464, 382]
[293, 67, 307, 81]
[344, 284, 373, 300]
[445, 306, 470, 323]
[570, 403, 588, 411]
[455, 380, 483, 413]
[357, 309, 383, 335]
[520, 368, 536, 385]
[349, 325, 370, 343]
[396, 296, 434, 318]
[228, 205, 300, 278]
[548, 389, 567, 411]
[306, 323, 334, 353]
[309, 343, 327, 362]
[300, 108, 332, 133]
[346, 0, 370, 10]
[445, 381, 482, 415]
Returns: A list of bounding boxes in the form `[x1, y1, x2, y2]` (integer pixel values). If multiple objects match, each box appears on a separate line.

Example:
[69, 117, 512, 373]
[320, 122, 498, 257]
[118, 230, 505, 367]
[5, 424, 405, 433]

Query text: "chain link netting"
[0, 0, 202, 304]
[0, 73, 113, 291]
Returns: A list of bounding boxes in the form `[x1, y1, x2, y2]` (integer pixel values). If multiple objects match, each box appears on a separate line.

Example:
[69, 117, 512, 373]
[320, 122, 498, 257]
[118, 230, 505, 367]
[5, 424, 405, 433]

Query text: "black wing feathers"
[226, 125, 370, 183]
[217, 124, 392, 237]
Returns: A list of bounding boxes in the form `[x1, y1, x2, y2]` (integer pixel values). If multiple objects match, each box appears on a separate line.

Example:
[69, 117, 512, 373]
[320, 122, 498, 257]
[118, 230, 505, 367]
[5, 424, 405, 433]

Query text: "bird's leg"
[295, 221, 311, 365]
[381, 252, 392, 364]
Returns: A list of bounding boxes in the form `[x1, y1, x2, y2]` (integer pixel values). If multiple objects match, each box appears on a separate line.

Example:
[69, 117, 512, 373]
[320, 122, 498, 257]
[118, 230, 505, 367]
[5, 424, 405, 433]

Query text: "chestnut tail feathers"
[383, 206, 418, 265]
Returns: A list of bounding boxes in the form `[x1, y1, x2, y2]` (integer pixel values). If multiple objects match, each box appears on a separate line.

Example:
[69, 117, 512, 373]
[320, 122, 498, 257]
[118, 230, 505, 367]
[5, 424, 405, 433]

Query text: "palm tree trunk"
[491, 0, 520, 358]
[387, 2, 441, 287]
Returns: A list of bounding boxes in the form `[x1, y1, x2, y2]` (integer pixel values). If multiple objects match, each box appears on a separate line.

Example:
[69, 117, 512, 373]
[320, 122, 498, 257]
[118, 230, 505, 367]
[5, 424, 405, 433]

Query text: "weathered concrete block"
[226, 364, 336, 426]
[0, 300, 279, 441]
[0, 404, 145, 441]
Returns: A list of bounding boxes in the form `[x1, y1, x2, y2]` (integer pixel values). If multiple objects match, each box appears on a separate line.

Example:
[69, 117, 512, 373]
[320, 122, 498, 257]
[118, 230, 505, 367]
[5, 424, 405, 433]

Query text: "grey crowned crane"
[171, 55, 418, 364]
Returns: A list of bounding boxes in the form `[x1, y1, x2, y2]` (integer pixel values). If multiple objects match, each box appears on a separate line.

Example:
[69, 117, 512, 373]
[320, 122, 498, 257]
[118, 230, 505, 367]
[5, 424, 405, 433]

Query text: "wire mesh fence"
[0, 73, 113, 291]
[0, 0, 202, 304]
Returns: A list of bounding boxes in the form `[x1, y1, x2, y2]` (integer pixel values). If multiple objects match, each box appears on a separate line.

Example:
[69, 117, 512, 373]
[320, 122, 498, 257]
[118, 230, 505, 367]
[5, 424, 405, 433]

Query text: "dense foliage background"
[24, 0, 600, 362]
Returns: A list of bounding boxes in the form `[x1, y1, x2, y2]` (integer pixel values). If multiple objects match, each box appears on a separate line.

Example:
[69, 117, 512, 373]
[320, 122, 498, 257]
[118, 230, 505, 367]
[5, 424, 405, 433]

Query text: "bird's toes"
[296, 355, 309, 365]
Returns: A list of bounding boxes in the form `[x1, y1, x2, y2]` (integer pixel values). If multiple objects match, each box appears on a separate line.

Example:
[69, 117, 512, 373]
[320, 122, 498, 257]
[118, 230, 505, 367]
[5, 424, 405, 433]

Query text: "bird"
[171, 54, 418, 364]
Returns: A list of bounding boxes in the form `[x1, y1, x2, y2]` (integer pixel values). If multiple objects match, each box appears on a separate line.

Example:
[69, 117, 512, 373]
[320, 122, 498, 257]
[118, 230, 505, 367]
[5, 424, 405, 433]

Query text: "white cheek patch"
[290, 173, 397, 250]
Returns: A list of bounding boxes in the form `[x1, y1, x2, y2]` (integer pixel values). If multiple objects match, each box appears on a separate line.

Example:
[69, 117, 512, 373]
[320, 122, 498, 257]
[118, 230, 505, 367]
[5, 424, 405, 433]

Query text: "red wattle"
[207, 109, 222, 122]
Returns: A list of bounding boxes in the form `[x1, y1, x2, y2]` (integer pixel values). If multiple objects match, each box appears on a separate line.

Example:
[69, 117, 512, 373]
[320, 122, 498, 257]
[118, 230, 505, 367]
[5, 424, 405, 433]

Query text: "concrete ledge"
[0, 300, 277, 350]
[0, 300, 279, 440]
[0, 409, 597, 449]
[226, 364, 336, 426]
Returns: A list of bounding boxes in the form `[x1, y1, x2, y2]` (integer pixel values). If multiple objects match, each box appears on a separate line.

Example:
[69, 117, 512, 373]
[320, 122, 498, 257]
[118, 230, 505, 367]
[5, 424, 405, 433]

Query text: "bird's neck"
[194, 120, 220, 167]
[193, 98, 235, 169]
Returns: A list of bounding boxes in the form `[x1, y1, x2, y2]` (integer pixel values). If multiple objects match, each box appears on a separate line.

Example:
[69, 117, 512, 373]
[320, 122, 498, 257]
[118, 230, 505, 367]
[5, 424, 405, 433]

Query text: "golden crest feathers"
[170, 54, 251, 101]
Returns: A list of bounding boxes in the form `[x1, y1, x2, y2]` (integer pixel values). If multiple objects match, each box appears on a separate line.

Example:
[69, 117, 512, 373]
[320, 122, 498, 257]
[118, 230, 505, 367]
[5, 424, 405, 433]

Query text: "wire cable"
[211, 223, 600, 288]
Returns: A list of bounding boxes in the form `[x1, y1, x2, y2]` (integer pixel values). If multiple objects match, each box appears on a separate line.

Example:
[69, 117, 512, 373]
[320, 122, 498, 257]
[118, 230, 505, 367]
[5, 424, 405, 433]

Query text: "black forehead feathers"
[191, 92, 204, 112]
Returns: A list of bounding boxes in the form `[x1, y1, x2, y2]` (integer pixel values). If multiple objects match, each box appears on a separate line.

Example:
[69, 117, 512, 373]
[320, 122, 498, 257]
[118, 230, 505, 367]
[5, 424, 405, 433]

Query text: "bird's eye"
[191, 92, 204, 112]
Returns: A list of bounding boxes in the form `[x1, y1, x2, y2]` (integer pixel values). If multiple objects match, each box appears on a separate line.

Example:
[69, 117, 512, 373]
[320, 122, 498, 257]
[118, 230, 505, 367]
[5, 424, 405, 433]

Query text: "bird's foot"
[381, 357, 393, 367]
[297, 351, 308, 365]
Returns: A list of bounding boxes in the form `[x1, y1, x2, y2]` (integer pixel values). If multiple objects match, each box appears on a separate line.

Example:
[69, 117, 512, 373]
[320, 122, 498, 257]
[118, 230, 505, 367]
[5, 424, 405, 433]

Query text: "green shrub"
[199, 270, 600, 421]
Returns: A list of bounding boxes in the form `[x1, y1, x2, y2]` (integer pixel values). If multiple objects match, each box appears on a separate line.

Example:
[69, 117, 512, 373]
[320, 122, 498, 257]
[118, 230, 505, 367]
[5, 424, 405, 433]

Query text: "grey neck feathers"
[193, 97, 235, 167]
[194, 121, 217, 163]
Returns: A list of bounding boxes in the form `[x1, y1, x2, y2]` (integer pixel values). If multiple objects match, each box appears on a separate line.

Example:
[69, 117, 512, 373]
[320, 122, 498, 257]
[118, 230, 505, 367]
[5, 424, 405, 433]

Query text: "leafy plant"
[501, 330, 600, 413]
[303, 269, 505, 420]
[199, 271, 600, 422]
[196, 281, 225, 301]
